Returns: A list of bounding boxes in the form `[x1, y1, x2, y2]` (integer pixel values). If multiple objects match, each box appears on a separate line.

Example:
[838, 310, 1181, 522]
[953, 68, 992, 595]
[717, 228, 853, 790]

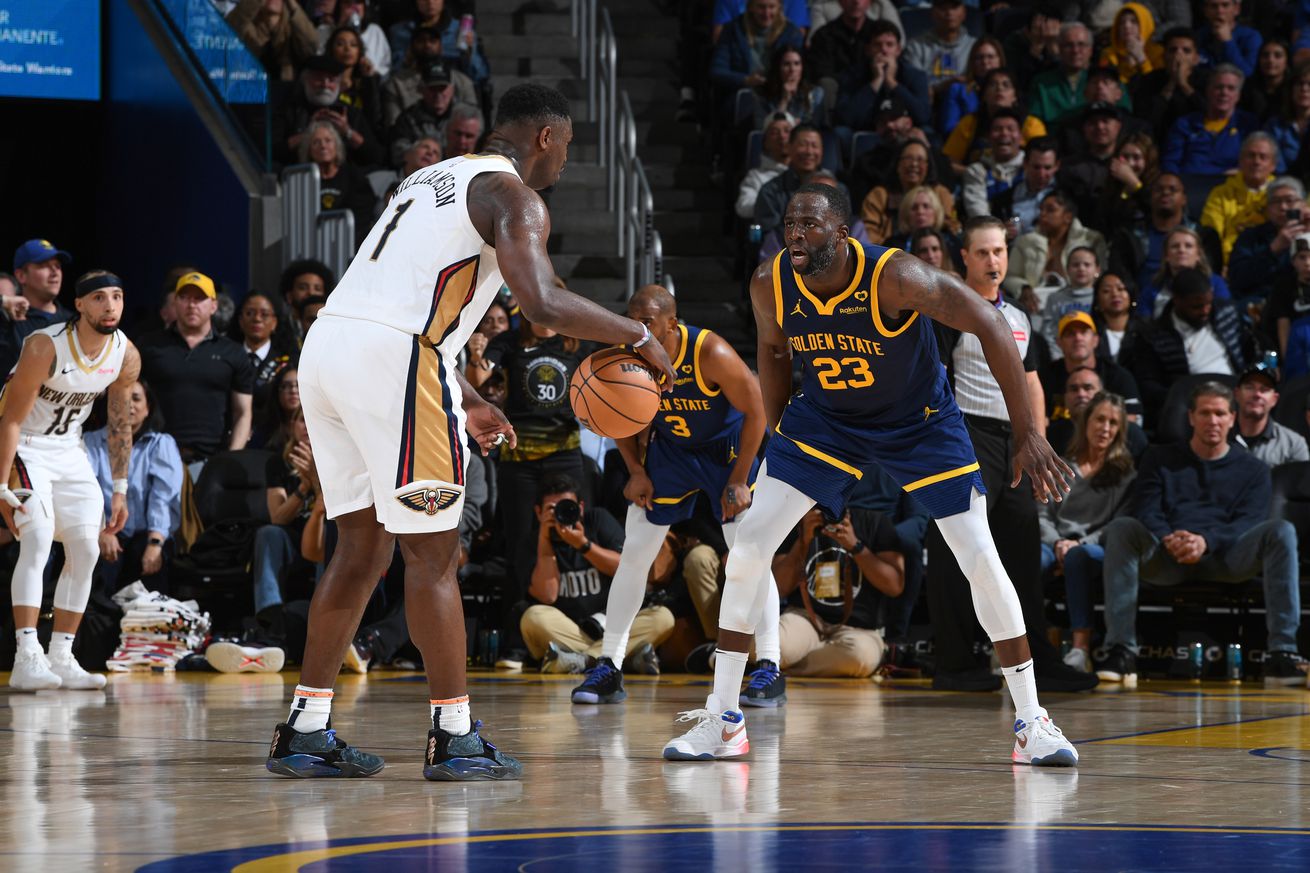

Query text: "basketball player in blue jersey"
[264, 84, 676, 781]
[570, 285, 787, 708]
[663, 184, 1081, 766]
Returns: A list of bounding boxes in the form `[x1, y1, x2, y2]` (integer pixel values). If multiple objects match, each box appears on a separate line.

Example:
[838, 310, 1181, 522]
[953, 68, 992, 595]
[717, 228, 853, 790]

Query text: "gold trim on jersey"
[771, 251, 786, 328]
[423, 256, 480, 345]
[775, 427, 863, 479]
[692, 327, 719, 397]
[868, 248, 919, 339]
[66, 327, 118, 375]
[794, 239, 866, 315]
[670, 323, 689, 371]
[903, 462, 981, 493]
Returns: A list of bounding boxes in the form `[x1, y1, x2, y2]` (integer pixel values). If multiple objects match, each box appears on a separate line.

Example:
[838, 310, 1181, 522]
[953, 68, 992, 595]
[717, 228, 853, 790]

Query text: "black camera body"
[552, 498, 581, 527]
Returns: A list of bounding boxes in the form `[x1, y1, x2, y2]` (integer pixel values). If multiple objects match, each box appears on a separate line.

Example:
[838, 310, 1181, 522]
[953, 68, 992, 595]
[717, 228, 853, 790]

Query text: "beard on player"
[791, 234, 839, 276]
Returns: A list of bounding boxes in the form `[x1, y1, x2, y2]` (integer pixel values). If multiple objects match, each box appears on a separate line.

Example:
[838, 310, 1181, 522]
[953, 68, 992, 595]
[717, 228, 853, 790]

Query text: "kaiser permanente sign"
[0, 1, 100, 100]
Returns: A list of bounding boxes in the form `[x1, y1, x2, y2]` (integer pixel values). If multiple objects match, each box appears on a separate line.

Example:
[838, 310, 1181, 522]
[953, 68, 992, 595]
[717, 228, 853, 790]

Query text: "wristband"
[848, 541, 866, 555]
[113, 478, 129, 495]
[579, 538, 593, 554]
[631, 323, 653, 350]
[0, 486, 22, 509]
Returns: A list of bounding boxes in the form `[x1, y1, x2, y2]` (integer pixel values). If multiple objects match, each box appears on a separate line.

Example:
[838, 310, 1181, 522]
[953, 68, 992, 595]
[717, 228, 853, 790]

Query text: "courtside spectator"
[138, 272, 255, 470]
[960, 110, 1025, 219]
[1265, 234, 1310, 361]
[279, 259, 334, 342]
[1140, 226, 1233, 317]
[938, 37, 1004, 134]
[860, 138, 955, 244]
[753, 124, 835, 236]
[941, 69, 1047, 174]
[1039, 311, 1143, 420]
[1090, 272, 1152, 366]
[710, 0, 804, 93]
[1199, 131, 1279, 262]
[1132, 27, 1206, 143]
[389, 58, 467, 166]
[989, 136, 1060, 236]
[807, 0, 903, 93]
[1232, 361, 1310, 465]
[1004, 190, 1108, 297]
[443, 103, 484, 156]
[230, 292, 298, 423]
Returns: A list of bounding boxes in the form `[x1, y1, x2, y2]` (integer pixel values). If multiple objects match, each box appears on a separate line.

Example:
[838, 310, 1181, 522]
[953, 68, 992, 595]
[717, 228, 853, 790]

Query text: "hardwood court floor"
[3, 669, 1310, 872]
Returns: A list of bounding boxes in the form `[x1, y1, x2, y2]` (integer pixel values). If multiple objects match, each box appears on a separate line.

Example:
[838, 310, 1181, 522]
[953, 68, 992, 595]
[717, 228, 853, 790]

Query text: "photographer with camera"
[521, 474, 673, 674]
[770, 505, 904, 678]
[1227, 177, 1310, 302]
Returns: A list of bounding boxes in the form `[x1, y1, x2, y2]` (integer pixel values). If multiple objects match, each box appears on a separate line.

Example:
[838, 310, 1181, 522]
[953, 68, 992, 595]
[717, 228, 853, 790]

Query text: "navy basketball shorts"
[765, 386, 985, 519]
[644, 424, 759, 525]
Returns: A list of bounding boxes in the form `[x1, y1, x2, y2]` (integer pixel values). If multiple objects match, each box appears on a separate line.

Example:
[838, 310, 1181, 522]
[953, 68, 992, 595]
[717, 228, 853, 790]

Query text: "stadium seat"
[1155, 373, 1239, 445]
[1270, 460, 1310, 574]
[734, 88, 755, 127]
[191, 450, 274, 525]
[1273, 374, 1310, 441]
[1179, 174, 1225, 222]
[744, 129, 763, 170]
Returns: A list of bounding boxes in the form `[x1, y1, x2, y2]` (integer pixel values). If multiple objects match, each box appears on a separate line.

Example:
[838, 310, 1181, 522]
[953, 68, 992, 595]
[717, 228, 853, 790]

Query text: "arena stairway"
[480, 0, 749, 357]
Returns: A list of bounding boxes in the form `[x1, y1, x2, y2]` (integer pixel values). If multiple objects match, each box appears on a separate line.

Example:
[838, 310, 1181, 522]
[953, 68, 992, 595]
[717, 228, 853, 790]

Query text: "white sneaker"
[1062, 647, 1091, 673]
[341, 643, 370, 675]
[662, 709, 749, 761]
[206, 642, 285, 674]
[9, 648, 62, 691]
[46, 650, 107, 690]
[1012, 709, 1079, 767]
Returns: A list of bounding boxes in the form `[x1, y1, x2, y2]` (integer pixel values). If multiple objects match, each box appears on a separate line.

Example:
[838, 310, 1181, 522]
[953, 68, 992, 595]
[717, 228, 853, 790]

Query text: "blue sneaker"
[571, 657, 627, 704]
[424, 720, 523, 781]
[739, 659, 787, 708]
[265, 723, 384, 778]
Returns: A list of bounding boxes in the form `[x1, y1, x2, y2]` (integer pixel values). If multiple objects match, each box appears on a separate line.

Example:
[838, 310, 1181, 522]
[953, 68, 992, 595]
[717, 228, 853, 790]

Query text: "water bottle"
[748, 223, 762, 245]
[1226, 644, 1243, 682]
[1189, 642, 1204, 680]
[484, 629, 499, 667]
[458, 14, 475, 53]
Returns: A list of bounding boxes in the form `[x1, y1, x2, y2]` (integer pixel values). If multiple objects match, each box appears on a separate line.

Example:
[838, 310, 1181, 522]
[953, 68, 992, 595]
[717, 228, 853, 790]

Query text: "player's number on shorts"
[44, 406, 74, 436]
[369, 198, 415, 261]
[813, 357, 874, 391]
[664, 415, 692, 438]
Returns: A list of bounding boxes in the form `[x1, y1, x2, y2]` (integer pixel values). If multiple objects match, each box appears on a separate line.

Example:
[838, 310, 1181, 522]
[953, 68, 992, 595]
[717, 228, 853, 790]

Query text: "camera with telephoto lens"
[552, 498, 581, 527]
[1289, 208, 1303, 223]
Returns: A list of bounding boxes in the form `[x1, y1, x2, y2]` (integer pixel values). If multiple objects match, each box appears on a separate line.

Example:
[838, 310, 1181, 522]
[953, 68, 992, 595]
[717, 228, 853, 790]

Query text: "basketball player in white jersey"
[0, 270, 140, 691]
[265, 83, 676, 781]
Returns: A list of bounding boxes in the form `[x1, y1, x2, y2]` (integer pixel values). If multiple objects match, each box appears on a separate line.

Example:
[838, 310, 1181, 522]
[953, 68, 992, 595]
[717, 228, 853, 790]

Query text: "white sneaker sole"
[207, 643, 285, 674]
[53, 671, 107, 690]
[342, 645, 370, 675]
[662, 737, 750, 761]
[1013, 746, 1079, 766]
[8, 673, 62, 691]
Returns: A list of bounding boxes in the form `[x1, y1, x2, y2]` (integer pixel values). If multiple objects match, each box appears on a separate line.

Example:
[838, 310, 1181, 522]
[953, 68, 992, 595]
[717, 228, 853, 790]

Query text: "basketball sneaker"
[1012, 709, 1079, 767]
[207, 642, 285, 674]
[1264, 651, 1309, 687]
[265, 724, 385, 778]
[424, 719, 523, 781]
[46, 649, 107, 690]
[739, 659, 786, 708]
[1095, 644, 1138, 687]
[8, 648, 62, 691]
[571, 657, 627, 704]
[540, 641, 589, 674]
[662, 709, 749, 761]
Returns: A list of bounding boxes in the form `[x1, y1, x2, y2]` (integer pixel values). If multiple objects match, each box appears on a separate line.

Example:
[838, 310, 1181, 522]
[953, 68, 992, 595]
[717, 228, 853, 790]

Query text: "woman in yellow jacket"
[1099, 3, 1164, 85]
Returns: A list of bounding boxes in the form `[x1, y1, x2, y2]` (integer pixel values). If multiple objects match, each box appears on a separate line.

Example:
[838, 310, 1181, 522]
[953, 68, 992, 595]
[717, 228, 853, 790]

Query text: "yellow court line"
[233, 822, 1310, 871]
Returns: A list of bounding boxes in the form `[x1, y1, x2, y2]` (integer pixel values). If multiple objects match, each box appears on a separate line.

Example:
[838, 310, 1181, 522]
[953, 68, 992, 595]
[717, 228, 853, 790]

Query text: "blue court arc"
[138, 821, 1310, 872]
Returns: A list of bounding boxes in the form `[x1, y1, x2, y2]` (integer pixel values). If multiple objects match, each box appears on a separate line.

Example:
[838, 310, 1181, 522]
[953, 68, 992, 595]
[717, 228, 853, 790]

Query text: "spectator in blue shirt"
[835, 20, 932, 131]
[710, 0, 805, 92]
[1228, 176, 1310, 299]
[1195, 0, 1262, 77]
[1161, 64, 1260, 175]
[87, 379, 184, 595]
[386, 0, 490, 87]
[937, 37, 1004, 134]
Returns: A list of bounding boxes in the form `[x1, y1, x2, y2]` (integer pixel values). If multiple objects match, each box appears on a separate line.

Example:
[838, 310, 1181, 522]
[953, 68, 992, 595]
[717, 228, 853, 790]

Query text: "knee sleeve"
[53, 526, 100, 613]
[933, 490, 1026, 643]
[719, 539, 769, 634]
[10, 520, 55, 609]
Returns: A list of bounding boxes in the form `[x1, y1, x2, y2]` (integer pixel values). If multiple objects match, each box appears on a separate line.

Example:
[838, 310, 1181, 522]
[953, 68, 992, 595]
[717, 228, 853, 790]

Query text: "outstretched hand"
[1011, 430, 1074, 504]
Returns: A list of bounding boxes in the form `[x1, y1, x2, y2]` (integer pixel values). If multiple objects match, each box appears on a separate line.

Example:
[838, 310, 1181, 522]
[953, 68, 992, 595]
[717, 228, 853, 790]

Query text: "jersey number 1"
[369, 198, 415, 261]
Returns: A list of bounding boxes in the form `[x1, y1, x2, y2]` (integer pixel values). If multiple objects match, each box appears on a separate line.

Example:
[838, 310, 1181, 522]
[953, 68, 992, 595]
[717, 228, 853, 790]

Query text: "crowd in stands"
[3, 0, 1310, 688]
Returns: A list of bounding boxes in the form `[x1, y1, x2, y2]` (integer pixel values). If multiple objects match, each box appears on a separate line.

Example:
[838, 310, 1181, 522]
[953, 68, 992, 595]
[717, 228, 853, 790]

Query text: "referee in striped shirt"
[926, 215, 1097, 692]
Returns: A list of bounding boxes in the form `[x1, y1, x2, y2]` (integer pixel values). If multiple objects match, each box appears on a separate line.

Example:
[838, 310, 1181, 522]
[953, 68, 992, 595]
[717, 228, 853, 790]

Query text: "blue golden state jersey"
[774, 239, 944, 422]
[649, 323, 742, 447]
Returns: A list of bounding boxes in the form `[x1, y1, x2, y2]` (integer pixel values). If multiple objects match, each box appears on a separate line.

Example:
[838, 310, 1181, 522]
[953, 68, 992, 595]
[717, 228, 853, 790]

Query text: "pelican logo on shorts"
[397, 487, 462, 515]
[854, 290, 869, 302]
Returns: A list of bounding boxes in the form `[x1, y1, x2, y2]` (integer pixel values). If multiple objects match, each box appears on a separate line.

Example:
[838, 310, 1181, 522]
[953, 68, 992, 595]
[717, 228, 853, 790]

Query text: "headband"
[76, 273, 123, 298]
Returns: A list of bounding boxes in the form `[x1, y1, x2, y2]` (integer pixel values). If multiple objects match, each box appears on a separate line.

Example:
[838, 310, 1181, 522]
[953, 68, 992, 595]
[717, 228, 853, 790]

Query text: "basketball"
[569, 347, 662, 438]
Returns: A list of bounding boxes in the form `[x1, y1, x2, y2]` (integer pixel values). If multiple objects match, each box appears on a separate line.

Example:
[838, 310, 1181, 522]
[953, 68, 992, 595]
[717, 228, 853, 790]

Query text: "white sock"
[432, 695, 471, 735]
[48, 631, 76, 659]
[15, 627, 41, 653]
[287, 685, 334, 732]
[707, 649, 749, 715]
[1001, 659, 1042, 723]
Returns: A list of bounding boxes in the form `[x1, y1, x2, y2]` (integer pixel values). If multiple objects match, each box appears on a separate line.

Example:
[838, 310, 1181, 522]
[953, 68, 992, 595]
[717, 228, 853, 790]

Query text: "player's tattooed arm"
[106, 342, 142, 482]
[748, 261, 792, 430]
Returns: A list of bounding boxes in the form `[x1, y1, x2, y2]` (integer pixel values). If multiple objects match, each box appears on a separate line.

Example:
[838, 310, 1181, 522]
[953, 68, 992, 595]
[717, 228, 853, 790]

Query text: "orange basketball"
[569, 347, 662, 438]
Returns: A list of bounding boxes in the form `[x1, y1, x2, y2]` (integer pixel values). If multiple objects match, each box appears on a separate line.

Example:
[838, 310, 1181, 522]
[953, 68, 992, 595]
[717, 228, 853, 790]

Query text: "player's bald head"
[631, 284, 676, 316]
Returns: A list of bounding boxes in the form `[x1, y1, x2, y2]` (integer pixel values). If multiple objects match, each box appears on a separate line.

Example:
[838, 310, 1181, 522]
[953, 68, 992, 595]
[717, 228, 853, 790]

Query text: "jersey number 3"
[664, 415, 692, 437]
[813, 357, 875, 391]
[369, 198, 415, 261]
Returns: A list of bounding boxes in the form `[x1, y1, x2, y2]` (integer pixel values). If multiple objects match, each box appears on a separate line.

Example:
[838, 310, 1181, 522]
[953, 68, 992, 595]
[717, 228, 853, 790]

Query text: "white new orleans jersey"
[5, 321, 128, 445]
[322, 153, 520, 360]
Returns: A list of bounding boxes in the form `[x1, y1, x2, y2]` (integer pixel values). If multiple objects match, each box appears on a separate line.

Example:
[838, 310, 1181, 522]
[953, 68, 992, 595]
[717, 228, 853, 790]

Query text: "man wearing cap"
[835, 20, 930, 130]
[0, 270, 141, 692]
[1227, 177, 1310, 299]
[0, 240, 75, 378]
[1232, 363, 1309, 466]
[1039, 311, 1143, 421]
[389, 57, 463, 167]
[1057, 99, 1125, 224]
[382, 23, 476, 129]
[273, 54, 383, 167]
[136, 273, 255, 473]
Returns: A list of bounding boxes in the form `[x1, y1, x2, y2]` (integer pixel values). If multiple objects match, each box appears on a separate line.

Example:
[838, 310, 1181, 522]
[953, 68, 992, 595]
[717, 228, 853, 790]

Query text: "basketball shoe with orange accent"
[662, 709, 749, 761]
[207, 642, 285, 674]
[1012, 709, 1079, 767]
